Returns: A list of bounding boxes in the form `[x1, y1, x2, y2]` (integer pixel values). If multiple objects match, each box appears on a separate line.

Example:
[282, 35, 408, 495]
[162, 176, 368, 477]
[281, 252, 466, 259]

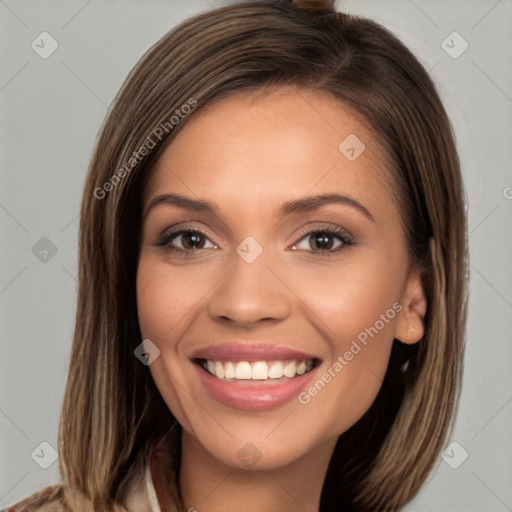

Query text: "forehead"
[143, 86, 396, 215]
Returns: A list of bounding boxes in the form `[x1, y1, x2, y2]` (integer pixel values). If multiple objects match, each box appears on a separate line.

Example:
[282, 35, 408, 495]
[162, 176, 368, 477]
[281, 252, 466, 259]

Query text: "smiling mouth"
[195, 358, 319, 382]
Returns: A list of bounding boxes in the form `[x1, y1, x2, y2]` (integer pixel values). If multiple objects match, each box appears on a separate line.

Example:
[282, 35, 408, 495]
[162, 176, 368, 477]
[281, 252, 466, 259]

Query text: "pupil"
[184, 232, 202, 249]
[312, 232, 333, 250]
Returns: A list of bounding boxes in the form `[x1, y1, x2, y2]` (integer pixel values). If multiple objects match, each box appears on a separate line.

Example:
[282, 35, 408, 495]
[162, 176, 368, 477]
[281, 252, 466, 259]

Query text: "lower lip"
[194, 362, 319, 411]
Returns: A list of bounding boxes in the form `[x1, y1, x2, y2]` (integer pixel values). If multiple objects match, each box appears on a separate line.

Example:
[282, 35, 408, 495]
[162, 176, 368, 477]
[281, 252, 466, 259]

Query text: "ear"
[394, 266, 427, 345]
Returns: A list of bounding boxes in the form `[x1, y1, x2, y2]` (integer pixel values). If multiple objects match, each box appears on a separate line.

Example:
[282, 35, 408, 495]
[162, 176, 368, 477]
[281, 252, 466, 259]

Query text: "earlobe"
[394, 268, 427, 345]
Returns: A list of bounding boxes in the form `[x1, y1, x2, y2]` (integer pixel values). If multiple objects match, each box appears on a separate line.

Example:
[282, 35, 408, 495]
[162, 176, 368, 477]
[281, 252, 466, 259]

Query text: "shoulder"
[0, 462, 155, 512]
[1, 484, 68, 511]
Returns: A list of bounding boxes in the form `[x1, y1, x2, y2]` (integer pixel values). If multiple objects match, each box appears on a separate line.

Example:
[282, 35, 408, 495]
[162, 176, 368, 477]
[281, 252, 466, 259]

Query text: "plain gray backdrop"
[1, 0, 511, 510]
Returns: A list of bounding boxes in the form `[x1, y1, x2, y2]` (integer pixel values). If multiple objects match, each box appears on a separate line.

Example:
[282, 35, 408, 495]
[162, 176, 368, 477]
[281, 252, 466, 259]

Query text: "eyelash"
[155, 225, 355, 257]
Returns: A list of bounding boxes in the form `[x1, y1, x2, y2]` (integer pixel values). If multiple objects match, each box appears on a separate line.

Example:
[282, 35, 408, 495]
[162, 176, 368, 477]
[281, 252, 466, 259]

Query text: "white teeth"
[282, 360, 297, 378]
[202, 359, 315, 381]
[234, 361, 252, 379]
[224, 361, 235, 379]
[214, 360, 225, 379]
[251, 361, 269, 380]
[268, 361, 284, 379]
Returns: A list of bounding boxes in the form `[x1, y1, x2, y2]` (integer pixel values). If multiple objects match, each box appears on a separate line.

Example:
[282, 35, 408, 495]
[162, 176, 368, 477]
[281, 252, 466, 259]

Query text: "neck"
[179, 430, 337, 512]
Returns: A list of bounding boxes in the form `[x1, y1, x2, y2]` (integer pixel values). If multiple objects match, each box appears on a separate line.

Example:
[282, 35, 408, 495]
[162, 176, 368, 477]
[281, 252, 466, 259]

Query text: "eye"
[292, 227, 354, 255]
[154, 226, 354, 256]
[155, 229, 218, 254]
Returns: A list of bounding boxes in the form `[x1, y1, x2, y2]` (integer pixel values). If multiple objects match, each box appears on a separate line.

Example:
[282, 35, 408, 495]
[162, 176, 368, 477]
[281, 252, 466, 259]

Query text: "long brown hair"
[53, 1, 468, 510]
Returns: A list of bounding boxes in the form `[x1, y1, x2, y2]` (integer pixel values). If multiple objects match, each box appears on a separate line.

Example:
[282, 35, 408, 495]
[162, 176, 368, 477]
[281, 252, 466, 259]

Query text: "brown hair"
[49, 1, 467, 510]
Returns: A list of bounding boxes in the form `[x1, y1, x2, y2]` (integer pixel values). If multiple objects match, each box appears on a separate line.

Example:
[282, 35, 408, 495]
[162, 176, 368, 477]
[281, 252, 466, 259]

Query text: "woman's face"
[137, 87, 424, 470]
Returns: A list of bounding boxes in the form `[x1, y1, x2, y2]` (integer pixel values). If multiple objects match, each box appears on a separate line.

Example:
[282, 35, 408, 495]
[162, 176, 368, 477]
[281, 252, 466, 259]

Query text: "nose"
[207, 246, 292, 327]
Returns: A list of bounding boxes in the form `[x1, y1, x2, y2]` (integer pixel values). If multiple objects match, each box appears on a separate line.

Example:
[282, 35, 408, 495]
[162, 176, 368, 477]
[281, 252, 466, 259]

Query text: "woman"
[3, 0, 468, 510]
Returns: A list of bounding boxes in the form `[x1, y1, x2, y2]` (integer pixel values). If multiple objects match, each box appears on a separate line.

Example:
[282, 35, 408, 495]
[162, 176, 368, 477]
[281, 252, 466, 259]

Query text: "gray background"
[1, 0, 511, 510]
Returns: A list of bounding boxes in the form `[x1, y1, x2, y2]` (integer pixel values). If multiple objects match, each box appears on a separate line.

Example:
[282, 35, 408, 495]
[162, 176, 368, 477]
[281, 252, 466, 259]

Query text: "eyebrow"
[278, 193, 374, 222]
[144, 192, 374, 222]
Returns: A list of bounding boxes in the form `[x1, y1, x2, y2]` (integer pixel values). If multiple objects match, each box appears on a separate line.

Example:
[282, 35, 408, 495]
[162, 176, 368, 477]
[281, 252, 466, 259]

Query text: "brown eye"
[309, 231, 337, 250]
[155, 229, 217, 254]
[179, 231, 207, 250]
[292, 227, 354, 255]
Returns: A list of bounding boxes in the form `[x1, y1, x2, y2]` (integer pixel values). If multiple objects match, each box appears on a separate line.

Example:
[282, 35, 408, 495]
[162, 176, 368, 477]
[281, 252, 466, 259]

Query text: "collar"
[145, 459, 162, 512]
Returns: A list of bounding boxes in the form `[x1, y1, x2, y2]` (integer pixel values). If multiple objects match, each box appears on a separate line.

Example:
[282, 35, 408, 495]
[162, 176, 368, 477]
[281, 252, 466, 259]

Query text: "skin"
[136, 86, 426, 512]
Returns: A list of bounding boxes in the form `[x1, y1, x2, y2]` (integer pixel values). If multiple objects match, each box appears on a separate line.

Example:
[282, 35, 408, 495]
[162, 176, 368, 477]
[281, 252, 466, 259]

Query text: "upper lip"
[190, 342, 320, 362]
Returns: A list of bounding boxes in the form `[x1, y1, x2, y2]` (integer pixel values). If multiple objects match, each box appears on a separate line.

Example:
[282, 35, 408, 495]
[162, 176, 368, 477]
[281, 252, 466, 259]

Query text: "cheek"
[287, 255, 401, 342]
[136, 273, 171, 341]
[288, 258, 401, 428]
[136, 257, 201, 430]
[136, 257, 205, 340]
